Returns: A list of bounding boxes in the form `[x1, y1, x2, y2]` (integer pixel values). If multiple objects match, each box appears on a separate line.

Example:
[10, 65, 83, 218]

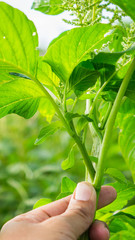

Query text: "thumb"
[62, 182, 96, 239]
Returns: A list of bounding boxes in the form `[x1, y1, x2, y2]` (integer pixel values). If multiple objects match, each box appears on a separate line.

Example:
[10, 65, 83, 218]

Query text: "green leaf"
[0, 2, 38, 82]
[93, 44, 135, 65]
[65, 112, 80, 122]
[32, 0, 64, 15]
[33, 198, 52, 209]
[61, 145, 76, 170]
[48, 31, 68, 48]
[37, 57, 60, 87]
[111, 0, 135, 21]
[44, 23, 111, 83]
[96, 181, 135, 221]
[56, 177, 77, 200]
[35, 121, 62, 145]
[76, 117, 88, 135]
[109, 217, 127, 233]
[69, 60, 99, 94]
[37, 57, 61, 99]
[119, 97, 135, 116]
[0, 79, 44, 119]
[105, 168, 127, 184]
[116, 97, 135, 127]
[101, 91, 117, 102]
[89, 156, 98, 163]
[109, 27, 125, 52]
[56, 192, 72, 200]
[38, 98, 56, 123]
[122, 205, 135, 216]
[104, 60, 135, 102]
[110, 230, 135, 240]
[109, 213, 135, 239]
[66, 98, 74, 106]
[61, 177, 77, 193]
[79, 92, 96, 100]
[119, 115, 135, 181]
[109, 214, 135, 239]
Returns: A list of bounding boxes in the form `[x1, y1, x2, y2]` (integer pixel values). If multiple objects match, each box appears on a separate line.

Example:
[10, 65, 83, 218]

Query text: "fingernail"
[103, 222, 110, 231]
[75, 182, 95, 201]
[95, 220, 109, 231]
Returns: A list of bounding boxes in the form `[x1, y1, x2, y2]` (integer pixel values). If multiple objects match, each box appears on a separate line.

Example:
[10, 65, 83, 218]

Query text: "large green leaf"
[0, 79, 44, 119]
[116, 97, 135, 125]
[93, 40, 135, 65]
[110, 230, 135, 240]
[96, 181, 135, 221]
[38, 97, 56, 123]
[44, 24, 111, 83]
[32, 0, 64, 15]
[0, 2, 38, 82]
[37, 58, 60, 87]
[69, 60, 99, 94]
[109, 214, 135, 239]
[103, 60, 135, 101]
[122, 205, 135, 216]
[111, 0, 135, 21]
[109, 26, 126, 52]
[37, 57, 60, 98]
[119, 115, 135, 181]
[105, 168, 127, 184]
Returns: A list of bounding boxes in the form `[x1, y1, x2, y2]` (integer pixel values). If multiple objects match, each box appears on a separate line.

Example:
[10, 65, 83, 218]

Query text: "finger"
[89, 220, 110, 240]
[13, 195, 71, 223]
[58, 182, 97, 239]
[97, 185, 117, 209]
[13, 185, 116, 223]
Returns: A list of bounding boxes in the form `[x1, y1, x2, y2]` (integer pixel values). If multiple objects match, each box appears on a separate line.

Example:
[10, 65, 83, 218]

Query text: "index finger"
[13, 185, 117, 223]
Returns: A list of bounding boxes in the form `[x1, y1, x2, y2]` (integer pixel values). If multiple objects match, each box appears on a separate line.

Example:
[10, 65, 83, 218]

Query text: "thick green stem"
[94, 57, 135, 191]
[73, 133, 96, 182]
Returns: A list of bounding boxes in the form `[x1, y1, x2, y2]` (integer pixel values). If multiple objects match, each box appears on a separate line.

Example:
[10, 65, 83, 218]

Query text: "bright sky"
[0, 0, 73, 50]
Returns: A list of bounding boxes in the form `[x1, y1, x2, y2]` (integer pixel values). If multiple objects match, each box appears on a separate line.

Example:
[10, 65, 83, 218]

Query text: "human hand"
[0, 182, 117, 240]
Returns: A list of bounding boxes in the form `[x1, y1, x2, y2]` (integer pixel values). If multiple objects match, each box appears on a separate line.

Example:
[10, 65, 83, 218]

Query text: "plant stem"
[89, 71, 116, 118]
[94, 57, 135, 192]
[64, 86, 67, 113]
[92, 0, 96, 22]
[99, 102, 112, 130]
[34, 78, 95, 181]
[72, 133, 95, 182]
[35, 78, 73, 136]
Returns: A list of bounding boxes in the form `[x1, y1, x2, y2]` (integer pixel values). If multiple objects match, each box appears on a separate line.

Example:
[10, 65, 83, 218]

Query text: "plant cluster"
[0, 0, 135, 239]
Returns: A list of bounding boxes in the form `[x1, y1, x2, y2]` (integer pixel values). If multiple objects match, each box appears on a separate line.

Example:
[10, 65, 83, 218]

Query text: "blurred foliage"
[0, 113, 84, 227]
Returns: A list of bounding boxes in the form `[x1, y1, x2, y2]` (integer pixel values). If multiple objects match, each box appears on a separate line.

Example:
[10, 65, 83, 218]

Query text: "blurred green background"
[0, 113, 85, 227]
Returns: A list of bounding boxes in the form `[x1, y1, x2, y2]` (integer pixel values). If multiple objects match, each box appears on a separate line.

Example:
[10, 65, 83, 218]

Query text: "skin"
[0, 182, 117, 240]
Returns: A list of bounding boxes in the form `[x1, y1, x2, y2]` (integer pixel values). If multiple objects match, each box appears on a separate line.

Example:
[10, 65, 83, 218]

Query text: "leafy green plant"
[0, 0, 135, 239]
